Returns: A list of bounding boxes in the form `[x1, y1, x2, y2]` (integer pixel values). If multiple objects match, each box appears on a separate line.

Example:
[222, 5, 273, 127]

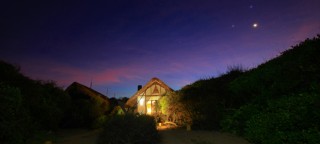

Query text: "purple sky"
[1, 0, 320, 98]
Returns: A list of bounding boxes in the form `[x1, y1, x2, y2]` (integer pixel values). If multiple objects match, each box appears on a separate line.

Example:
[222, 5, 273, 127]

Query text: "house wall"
[137, 84, 168, 114]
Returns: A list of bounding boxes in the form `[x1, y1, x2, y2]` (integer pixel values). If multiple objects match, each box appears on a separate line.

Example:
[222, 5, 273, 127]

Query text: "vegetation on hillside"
[221, 35, 320, 143]
[159, 68, 245, 130]
[161, 35, 320, 143]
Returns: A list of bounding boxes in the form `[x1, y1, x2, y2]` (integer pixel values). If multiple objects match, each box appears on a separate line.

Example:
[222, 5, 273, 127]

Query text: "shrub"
[159, 92, 192, 125]
[175, 68, 246, 130]
[244, 93, 320, 144]
[92, 115, 109, 129]
[221, 104, 260, 135]
[96, 114, 159, 144]
[0, 84, 34, 144]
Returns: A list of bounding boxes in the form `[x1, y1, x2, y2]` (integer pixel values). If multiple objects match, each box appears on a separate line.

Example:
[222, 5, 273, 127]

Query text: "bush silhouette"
[0, 84, 34, 144]
[245, 93, 320, 143]
[221, 35, 320, 143]
[97, 114, 159, 144]
[0, 60, 72, 142]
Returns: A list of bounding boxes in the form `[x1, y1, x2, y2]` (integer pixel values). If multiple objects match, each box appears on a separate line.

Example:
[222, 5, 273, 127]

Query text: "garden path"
[54, 128, 250, 144]
[159, 128, 250, 144]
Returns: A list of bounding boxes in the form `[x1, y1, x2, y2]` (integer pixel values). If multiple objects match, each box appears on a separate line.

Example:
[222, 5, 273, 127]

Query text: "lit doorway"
[146, 100, 158, 115]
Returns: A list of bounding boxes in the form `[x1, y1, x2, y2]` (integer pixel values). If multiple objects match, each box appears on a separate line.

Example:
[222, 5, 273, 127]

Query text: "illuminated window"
[139, 96, 144, 106]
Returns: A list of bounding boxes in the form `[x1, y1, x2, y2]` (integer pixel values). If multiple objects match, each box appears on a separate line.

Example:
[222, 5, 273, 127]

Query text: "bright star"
[253, 23, 258, 28]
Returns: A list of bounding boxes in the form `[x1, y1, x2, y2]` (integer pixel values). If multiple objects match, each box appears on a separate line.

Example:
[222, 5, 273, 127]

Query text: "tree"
[159, 92, 192, 125]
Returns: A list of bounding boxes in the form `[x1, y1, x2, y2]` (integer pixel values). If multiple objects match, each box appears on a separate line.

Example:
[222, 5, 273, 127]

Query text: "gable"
[139, 83, 167, 96]
[126, 77, 173, 108]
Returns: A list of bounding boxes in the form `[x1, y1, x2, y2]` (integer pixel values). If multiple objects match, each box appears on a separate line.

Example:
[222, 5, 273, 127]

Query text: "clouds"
[291, 20, 320, 43]
[18, 59, 142, 86]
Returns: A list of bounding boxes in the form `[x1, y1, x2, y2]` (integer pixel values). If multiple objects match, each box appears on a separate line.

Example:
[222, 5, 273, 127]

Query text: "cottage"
[126, 77, 174, 115]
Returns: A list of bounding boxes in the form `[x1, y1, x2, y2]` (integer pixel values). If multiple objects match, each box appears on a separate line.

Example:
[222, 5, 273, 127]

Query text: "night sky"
[1, 0, 320, 98]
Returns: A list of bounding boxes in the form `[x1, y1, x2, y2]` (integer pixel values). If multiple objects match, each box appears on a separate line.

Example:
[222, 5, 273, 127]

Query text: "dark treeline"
[0, 61, 124, 143]
[0, 61, 72, 143]
[164, 35, 320, 143]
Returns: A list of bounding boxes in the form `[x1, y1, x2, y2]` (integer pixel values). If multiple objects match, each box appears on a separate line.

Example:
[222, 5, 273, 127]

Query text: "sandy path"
[55, 129, 100, 144]
[159, 129, 250, 144]
[54, 128, 249, 144]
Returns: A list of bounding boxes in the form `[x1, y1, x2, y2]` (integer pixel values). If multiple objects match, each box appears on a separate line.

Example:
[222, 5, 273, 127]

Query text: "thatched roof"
[65, 82, 110, 103]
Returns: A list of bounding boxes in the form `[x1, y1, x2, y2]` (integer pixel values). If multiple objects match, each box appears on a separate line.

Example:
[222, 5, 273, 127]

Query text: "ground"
[54, 127, 250, 144]
[159, 129, 250, 144]
[54, 129, 100, 144]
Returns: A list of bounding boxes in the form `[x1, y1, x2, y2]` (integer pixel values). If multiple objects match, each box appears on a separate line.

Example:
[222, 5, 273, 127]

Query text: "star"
[252, 23, 258, 28]
[249, 5, 254, 9]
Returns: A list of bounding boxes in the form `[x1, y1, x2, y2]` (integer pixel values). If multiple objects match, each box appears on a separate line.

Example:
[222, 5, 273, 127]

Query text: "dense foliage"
[159, 92, 192, 125]
[96, 114, 159, 144]
[221, 36, 320, 143]
[0, 60, 113, 143]
[0, 60, 72, 143]
[163, 35, 320, 143]
[0, 84, 33, 143]
[175, 68, 245, 130]
[245, 92, 320, 143]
